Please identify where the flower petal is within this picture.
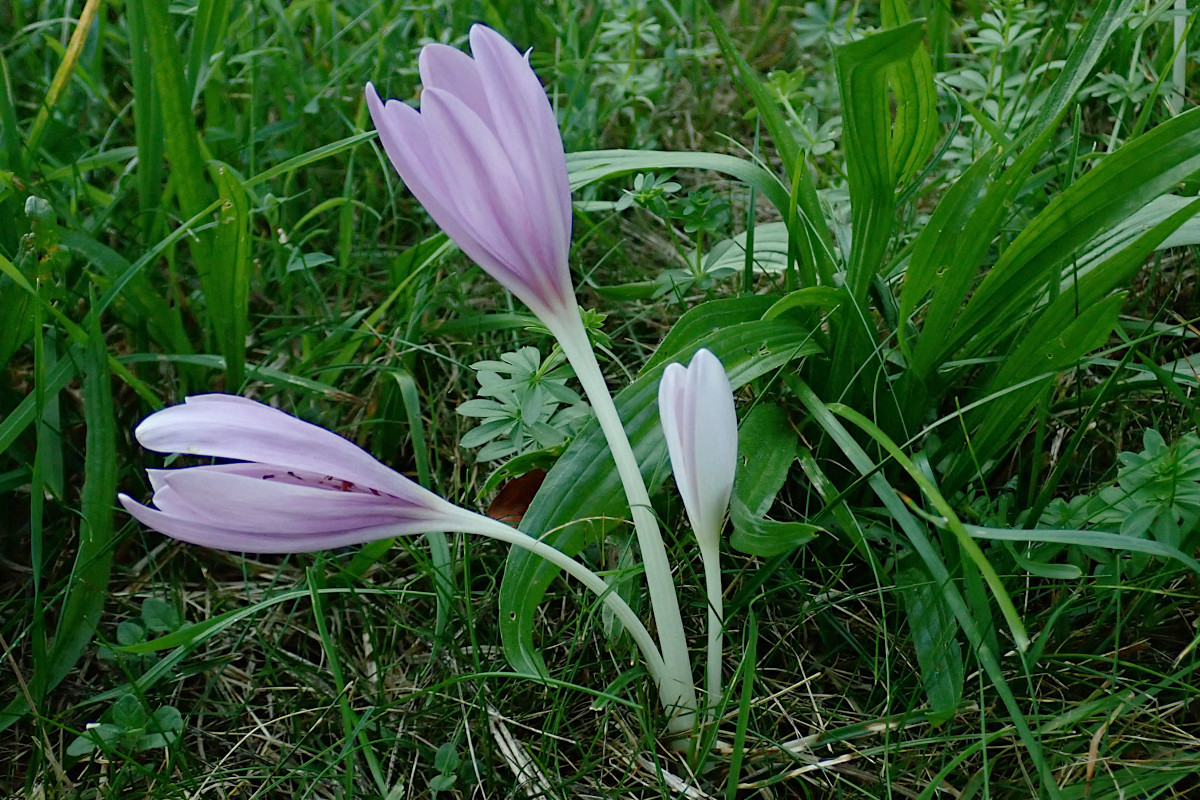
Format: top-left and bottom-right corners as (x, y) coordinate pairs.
(687, 350), (738, 533)
(418, 43), (494, 128)
(366, 83), (503, 275)
(148, 467), (443, 534)
(119, 493), (433, 554)
(658, 350), (738, 546)
(134, 394), (425, 499)
(468, 25), (572, 267)
(419, 89), (537, 274)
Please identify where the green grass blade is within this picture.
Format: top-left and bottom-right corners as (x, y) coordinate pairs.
(1010, 0), (1138, 152)
(963, 525), (1200, 573)
(22, 0), (103, 169)
(124, 0), (165, 242)
(1, 314), (116, 733)
(951, 106), (1200, 361)
(788, 376), (1059, 798)
(724, 610), (757, 800)
(186, 0), (233, 104)
(142, 0), (212, 222)
(0, 53), (21, 170)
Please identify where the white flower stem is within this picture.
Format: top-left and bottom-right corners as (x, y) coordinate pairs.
(699, 538), (723, 715)
(453, 511), (668, 688)
(550, 313), (698, 735)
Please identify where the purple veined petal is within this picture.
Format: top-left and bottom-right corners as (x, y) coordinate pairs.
(467, 25), (572, 265)
(419, 89), (573, 317)
(134, 394), (419, 499)
(366, 84), (571, 323)
(146, 467), (446, 535)
(119, 494), (441, 554)
(418, 43), (494, 128)
(366, 84), (502, 272)
(418, 90), (535, 268)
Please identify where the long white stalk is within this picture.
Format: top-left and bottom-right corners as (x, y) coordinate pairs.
(698, 539), (723, 715)
(451, 510), (667, 688)
(550, 313), (698, 733)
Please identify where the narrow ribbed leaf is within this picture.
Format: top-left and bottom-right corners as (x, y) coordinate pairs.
(1, 316), (115, 732)
(211, 164), (251, 389)
(187, 0), (233, 104)
(0, 53), (20, 169)
(950, 106), (1200, 364)
(897, 560), (963, 726)
(124, 0), (165, 242)
(835, 20), (927, 301)
(881, 0), (938, 186)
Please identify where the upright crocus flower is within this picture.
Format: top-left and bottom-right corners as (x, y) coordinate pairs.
(366, 25), (575, 332)
(658, 349), (738, 710)
(120, 394), (669, 693)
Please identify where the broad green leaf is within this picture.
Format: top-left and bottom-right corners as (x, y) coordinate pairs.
(945, 294), (1125, 488)
(567, 150), (791, 230)
(897, 147), (999, 360)
(897, 560), (963, 726)
(729, 404), (820, 557)
(500, 307), (820, 677)
(905, 128), (1055, 380)
(704, 222), (789, 276)
(1064, 196), (1200, 298)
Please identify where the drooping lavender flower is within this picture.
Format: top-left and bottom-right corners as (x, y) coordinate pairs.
(118, 394), (473, 552)
(657, 348), (738, 709)
(119, 394), (677, 711)
(365, 25), (575, 331)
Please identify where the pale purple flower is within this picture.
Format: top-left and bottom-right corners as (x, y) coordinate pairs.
(658, 349), (738, 547)
(365, 25), (575, 329)
(118, 394), (470, 553)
